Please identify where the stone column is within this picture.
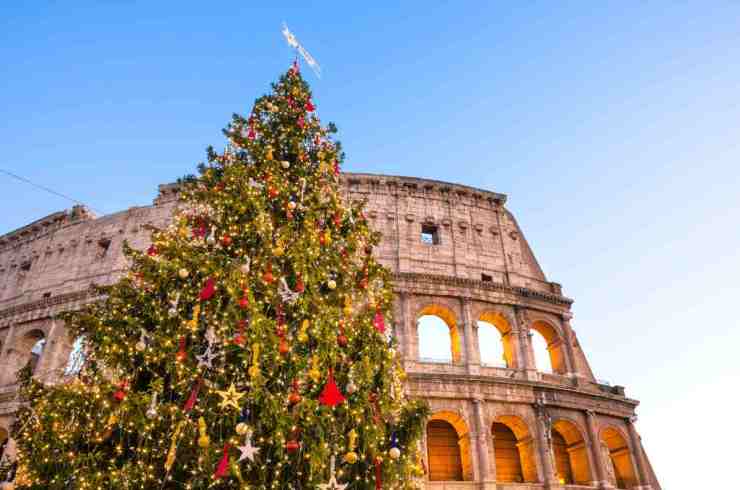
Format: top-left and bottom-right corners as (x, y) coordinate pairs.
(626, 416), (651, 489)
(398, 292), (412, 363)
(514, 308), (538, 379)
(0, 324), (17, 386)
(534, 404), (558, 488)
(472, 398), (494, 483)
(35, 318), (66, 384)
(585, 410), (610, 489)
(461, 298), (479, 374)
(560, 313), (580, 378)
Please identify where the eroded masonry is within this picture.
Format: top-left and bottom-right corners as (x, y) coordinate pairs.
(0, 173), (660, 489)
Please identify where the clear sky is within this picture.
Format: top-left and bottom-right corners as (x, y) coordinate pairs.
(2, 2), (739, 488)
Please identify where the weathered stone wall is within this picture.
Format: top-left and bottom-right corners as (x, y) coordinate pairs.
(0, 173), (660, 489)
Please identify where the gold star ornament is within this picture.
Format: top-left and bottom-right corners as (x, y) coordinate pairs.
(215, 383), (245, 411)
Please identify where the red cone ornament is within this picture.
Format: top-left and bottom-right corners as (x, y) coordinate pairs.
(318, 369), (346, 407)
(184, 378), (202, 413)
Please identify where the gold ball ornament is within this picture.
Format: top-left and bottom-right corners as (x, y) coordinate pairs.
(281, 160), (290, 169)
(389, 447), (401, 460)
(236, 422), (249, 435)
(344, 451), (358, 464)
(178, 268), (189, 279)
(135, 340), (146, 352)
(288, 201), (297, 210)
(327, 279), (337, 290)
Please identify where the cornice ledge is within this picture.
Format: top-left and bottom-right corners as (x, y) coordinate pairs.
(392, 272), (574, 306)
(0, 288), (101, 321)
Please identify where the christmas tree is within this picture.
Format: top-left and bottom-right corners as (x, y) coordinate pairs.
(12, 63), (428, 489)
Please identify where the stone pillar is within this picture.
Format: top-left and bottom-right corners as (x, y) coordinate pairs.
(514, 308), (538, 379)
(560, 313), (580, 378)
(0, 324), (17, 386)
(461, 298), (479, 374)
(626, 417), (652, 489)
(35, 318), (66, 384)
(534, 405), (558, 488)
(398, 292), (413, 364)
(472, 398), (494, 483)
(585, 410), (610, 489)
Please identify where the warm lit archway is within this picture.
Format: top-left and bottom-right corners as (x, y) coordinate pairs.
(530, 320), (566, 374)
(551, 419), (592, 485)
(417, 305), (462, 363)
(492, 415), (538, 483)
(601, 426), (638, 489)
(426, 411), (473, 481)
(478, 311), (515, 368)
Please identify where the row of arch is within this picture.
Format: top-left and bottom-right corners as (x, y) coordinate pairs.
(426, 411), (638, 488)
(416, 304), (568, 375)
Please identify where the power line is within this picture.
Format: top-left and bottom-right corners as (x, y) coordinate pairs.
(0, 168), (103, 215)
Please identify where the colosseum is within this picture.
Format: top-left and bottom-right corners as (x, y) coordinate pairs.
(0, 172), (660, 489)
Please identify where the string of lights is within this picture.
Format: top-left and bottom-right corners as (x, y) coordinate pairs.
(0, 168), (103, 215)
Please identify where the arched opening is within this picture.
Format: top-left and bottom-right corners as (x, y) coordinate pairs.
(417, 305), (461, 363)
(492, 416), (538, 483)
(601, 427), (638, 489)
(530, 321), (566, 374)
(551, 419), (592, 485)
(0, 428), (8, 459)
(426, 412), (473, 481)
(478, 311), (515, 368)
(64, 336), (86, 376)
(427, 420), (463, 481)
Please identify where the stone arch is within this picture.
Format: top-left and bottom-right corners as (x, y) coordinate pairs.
(529, 320), (567, 374)
(416, 303), (462, 363)
(600, 426), (638, 489)
(492, 415), (539, 483)
(2, 328), (47, 384)
(551, 418), (592, 485)
(478, 310), (516, 368)
(426, 411), (474, 481)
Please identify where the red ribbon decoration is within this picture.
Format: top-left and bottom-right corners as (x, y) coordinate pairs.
(199, 277), (216, 301)
(375, 457), (382, 490)
(183, 378), (202, 413)
(213, 442), (230, 479)
(373, 310), (386, 334)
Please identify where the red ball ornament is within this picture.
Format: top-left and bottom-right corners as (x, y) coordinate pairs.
(268, 186), (279, 199)
(238, 293), (249, 309)
(295, 276), (305, 293)
(221, 234), (232, 247)
(147, 244), (158, 257)
(286, 439), (300, 453)
(306, 100), (315, 112)
(279, 338), (290, 355)
(337, 334), (348, 348)
(262, 265), (275, 284)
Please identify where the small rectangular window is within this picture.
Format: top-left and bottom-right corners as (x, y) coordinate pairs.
(421, 224), (440, 245)
(481, 273), (492, 282)
(20, 261), (31, 271)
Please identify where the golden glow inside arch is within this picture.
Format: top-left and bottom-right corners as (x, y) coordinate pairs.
(492, 415), (539, 483)
(601, 426), (638, 489)
(417, 304), (462, 363)
(551, 419), (592, 484)
(427, 411), (473, 481)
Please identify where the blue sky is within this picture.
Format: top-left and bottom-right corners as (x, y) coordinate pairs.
(2, 2), (739, 487)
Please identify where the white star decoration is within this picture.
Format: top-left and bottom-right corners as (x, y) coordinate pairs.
(196, 345), (219, 369)
(318, 456), (347, 490)
(237, 433), (260, 463)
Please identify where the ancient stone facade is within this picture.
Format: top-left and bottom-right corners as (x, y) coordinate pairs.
(0, 173), (661, 489)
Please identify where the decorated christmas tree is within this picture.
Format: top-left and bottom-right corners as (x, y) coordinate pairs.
(12, 63), (428, 489)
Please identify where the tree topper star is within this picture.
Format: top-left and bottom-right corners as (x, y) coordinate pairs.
(215, 383), (245, 411)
